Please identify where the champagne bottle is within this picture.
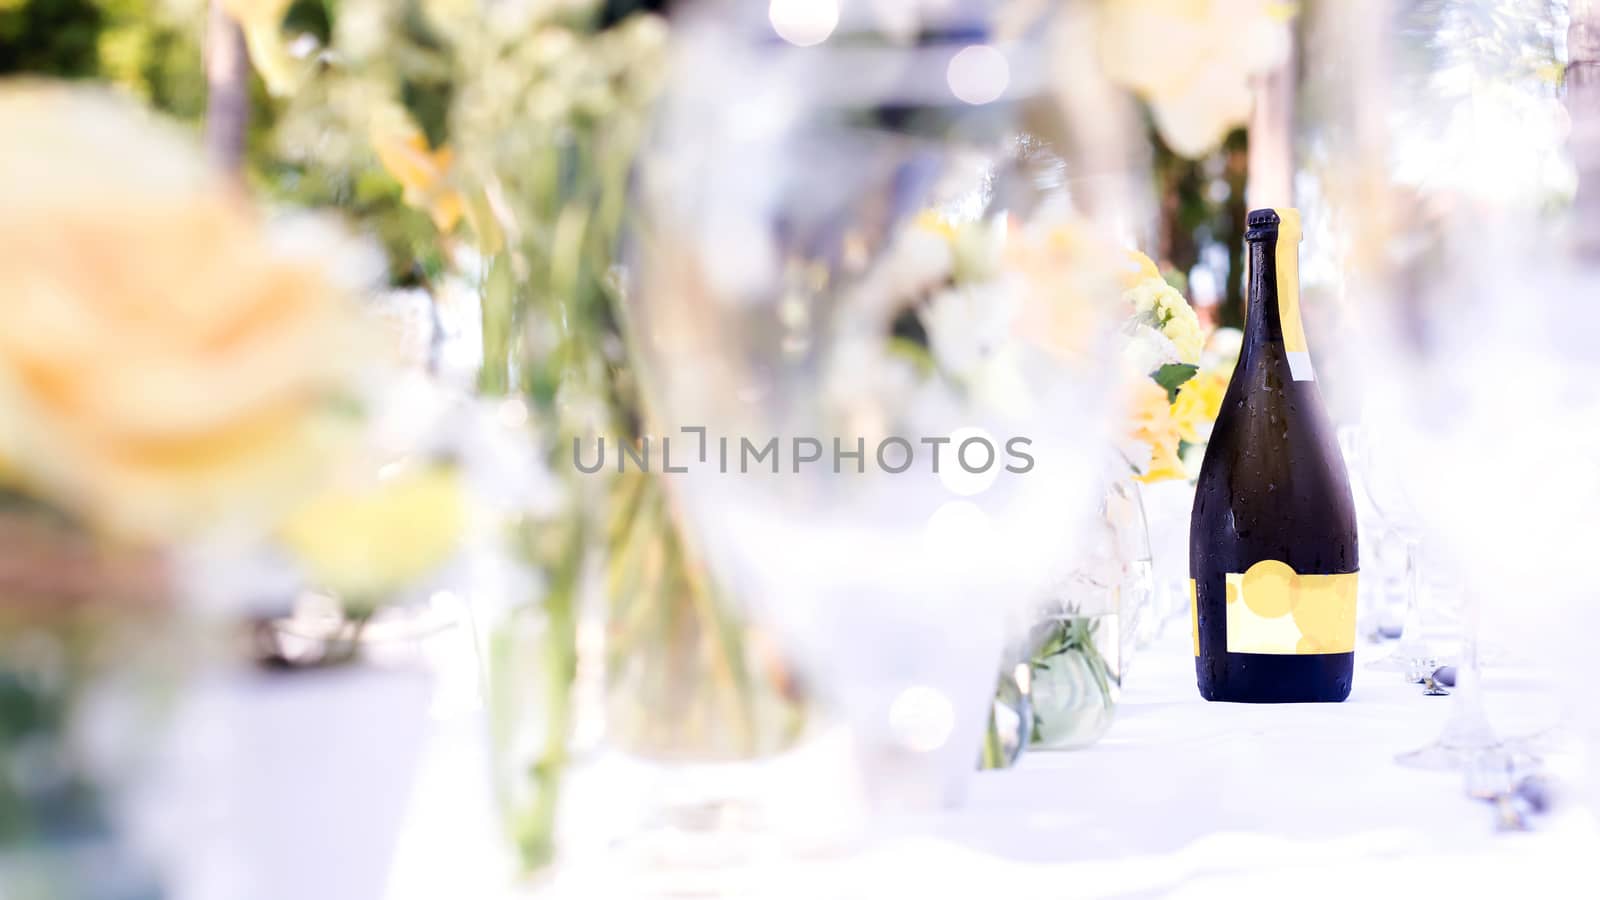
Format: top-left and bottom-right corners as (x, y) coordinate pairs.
(1189, 208), (1358, 703)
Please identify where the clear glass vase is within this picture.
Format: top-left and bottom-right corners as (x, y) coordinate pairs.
(1025, 471), (1151, 751)
(1136, 477), (1197, 646)
(486, 473), (814, 885)
(600, 471), (810, 764)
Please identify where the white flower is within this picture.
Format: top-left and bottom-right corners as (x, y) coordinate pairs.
(922, 282), (1019, 380)
(1126, 276), (1203, 363)
(1121, 323), (1182, 376)
(1125, 278), (1165, 317)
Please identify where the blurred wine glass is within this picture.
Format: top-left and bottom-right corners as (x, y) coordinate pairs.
(604, 1), (1148, 868)
(1299, 0), (1592, 776)
(1342, 422), (1439, 681)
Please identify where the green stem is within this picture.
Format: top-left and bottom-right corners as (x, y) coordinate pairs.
(478, 253), (517, 397)
(980, 707), (1007, 770)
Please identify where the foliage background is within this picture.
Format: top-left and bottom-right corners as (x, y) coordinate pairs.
(0, 0), (1263, 324)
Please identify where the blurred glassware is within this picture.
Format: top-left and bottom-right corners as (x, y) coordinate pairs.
(1344, 424), (1439, 682)
(1304, 0), (1582, 769)
(1137, 477), (1197, 643)
(1335, 425), (1403, 643)
(595, 3), (1149, 876)
(1023, 467), (1150, 751)
(981, 664), (1033, 770)
(1394, 591), (1513, 771)
(1540, 6), (1600, 811)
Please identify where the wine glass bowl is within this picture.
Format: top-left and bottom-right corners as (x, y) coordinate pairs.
(616, 4), (1150, 833)
(1346, 421), (1440, 681)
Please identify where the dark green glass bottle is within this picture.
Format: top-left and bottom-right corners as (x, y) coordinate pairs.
(1189, 208), (1359, 703)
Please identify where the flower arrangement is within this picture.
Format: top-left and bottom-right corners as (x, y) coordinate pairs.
(873, 204), (1206, 485)
(837, 151), (1218, 761)
(1117, 255), (1207, 484)
(1175, 328), (1240, 475)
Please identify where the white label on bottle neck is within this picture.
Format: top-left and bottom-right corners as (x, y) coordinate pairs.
(1287, 350), (1315, 381)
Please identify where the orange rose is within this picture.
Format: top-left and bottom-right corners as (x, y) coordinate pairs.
(0, 85), (363, 541)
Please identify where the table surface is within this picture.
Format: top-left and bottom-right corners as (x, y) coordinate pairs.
(383, 624), (1600, 899)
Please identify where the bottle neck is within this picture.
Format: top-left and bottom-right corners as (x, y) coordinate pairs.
(1243, 219), (1313, 381)
(1244, 238), (1283, 347)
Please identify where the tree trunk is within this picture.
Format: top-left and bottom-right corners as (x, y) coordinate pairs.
(1246, 22), (1296, 211)
(1222, 132), (1249, 328)
(204, 1), (250, 176)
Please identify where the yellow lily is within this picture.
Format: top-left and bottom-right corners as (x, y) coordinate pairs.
(1171, 367), (1229, 444)
(371, 125), (466, 233)
(220, 0), (300, 97)
(1128, 379), (1187, 484)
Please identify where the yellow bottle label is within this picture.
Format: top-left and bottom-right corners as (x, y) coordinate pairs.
(1225, 560), (1356, 654)
(1272, 206), (1314, 381)
(1189, 564), (1357, 656)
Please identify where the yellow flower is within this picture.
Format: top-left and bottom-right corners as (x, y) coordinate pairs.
(1127, 379), (1186, 483)
(1141, 437), (1188, 484)
(1171, 367), (1229, 443)
(221, 0), (291, 24)
(371, 123), (466, 233)
(221, 0), (300, 97)
(0, 84), (362, 541)
(278, 465), (467, 603)
(1119, 249), (1163, 291)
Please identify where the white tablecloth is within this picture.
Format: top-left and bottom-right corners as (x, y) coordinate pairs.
(384, 626), (1600, 898)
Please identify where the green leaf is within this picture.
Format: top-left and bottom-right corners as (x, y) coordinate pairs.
(1152, 362), (1198, 403)
(886, 336), (936, 376)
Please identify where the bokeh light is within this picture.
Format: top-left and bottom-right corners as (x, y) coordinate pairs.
(946, 44), (1009, 105)
(769, 0), (840, 47)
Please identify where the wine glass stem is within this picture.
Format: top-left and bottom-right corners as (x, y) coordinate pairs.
(1396, 538), (1432, 677)
(1440, 592), (1495, 747)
